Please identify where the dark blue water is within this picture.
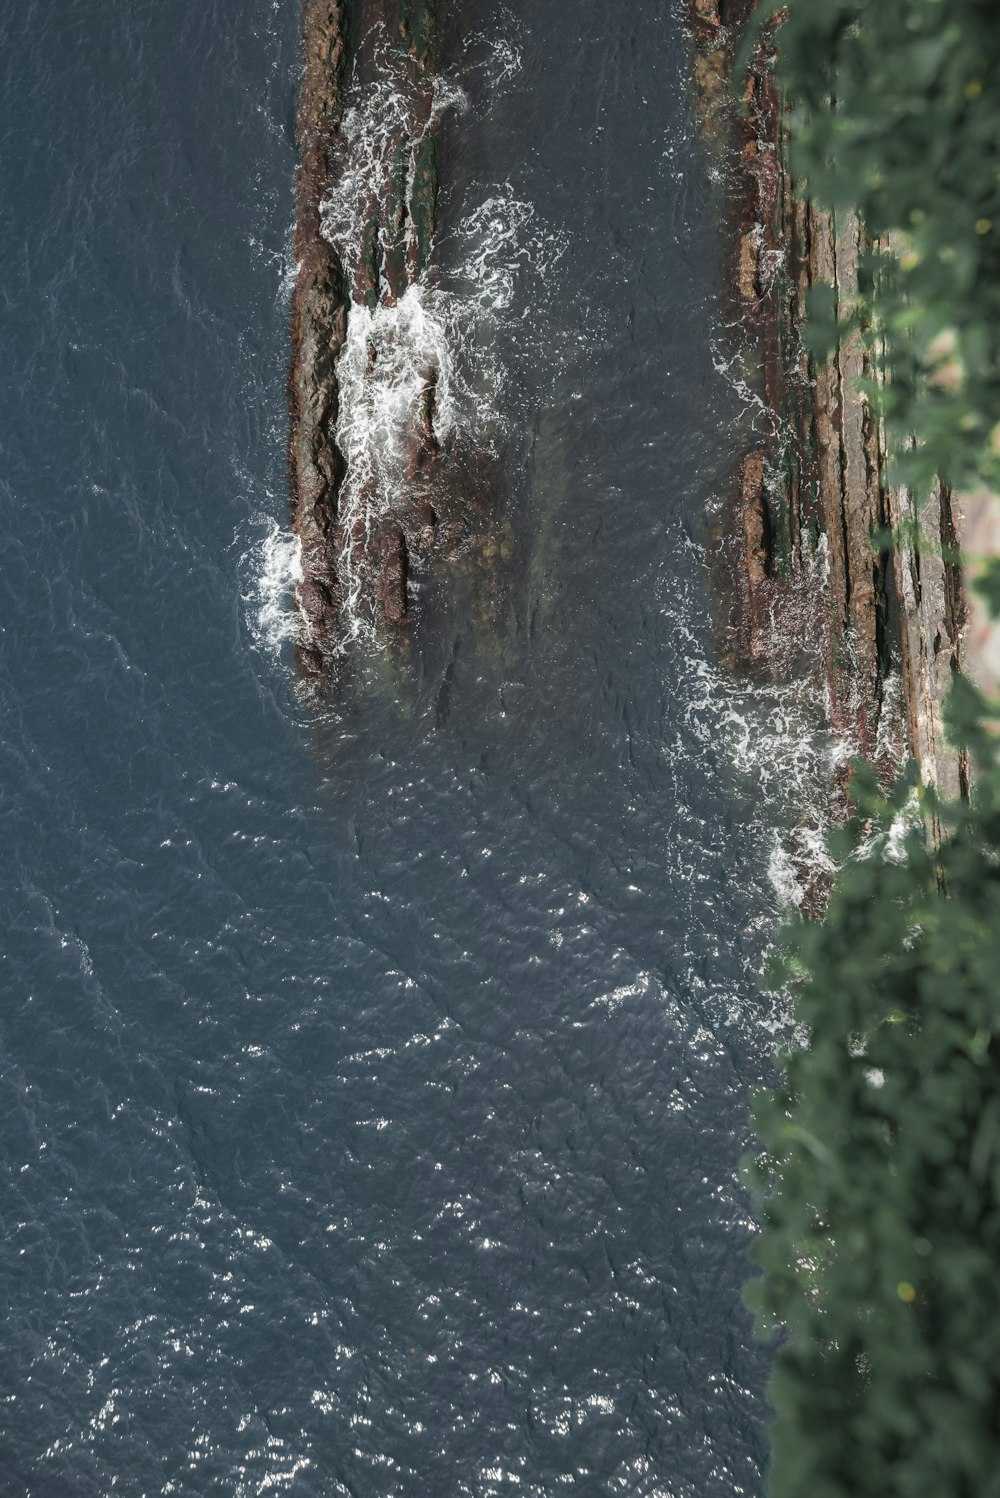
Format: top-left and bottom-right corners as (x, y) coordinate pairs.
(0, 1), (796, 1492)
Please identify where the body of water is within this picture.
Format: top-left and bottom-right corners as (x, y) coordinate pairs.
(0, 2), (817, 1492)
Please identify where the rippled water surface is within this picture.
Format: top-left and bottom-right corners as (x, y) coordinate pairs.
(0, 1), (806, 1492)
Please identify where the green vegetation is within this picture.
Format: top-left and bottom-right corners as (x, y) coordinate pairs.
(742, 4), (1000, 1492)
(745, 0), (1000, 505)
(748, 691), (1000, 1498)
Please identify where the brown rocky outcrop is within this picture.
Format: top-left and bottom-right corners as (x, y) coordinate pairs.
(288, 0), (352, 678)
(288, 0), (456, 682)
(689, 0), (967, 806)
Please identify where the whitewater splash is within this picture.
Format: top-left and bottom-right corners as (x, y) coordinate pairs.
(700, 666), (837, 910)
(276, 4), (569, 676)
(241, 518), (305, 660)
(320, 50), (568, 653)
(318, 64), (466, 650)
(672, 556), (838, 915)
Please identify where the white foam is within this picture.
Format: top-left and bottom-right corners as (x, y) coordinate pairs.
(241, 517), (304, 662)
(674, 578), (835, 914)
(333, 285), (461, 645)
(710, 339), (774, 437)
(450, 188), (567, 313)
(460, 8), (524, 101)
(239, 17), (570, 670)
(314, 45), (568, 651)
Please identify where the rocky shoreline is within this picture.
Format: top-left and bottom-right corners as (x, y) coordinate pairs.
(288, 0), (456, 682)
(689, 0), (969, 817)
(290, 0), (976, 756)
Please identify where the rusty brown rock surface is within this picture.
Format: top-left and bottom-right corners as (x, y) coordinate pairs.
(289, 0), (351, 679)
(688, 0), (967, 803)
(288, 0), (454, 683)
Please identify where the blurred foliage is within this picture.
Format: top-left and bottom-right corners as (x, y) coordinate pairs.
(741, 9), (1000, 1492)
(743, 0), (1000, 499)
(747, 687), (1000, 1498)
(973, 555), (1000, 618)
